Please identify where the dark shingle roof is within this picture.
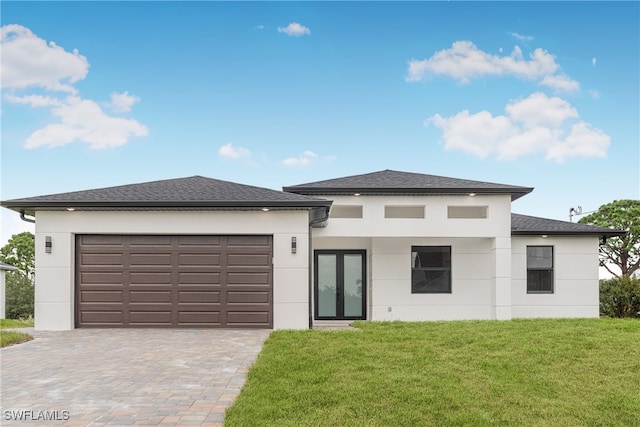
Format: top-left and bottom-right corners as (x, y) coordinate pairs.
(1, 176), (332, 213)
(511, 213), (625, 237)
(284, 169), (534, 200)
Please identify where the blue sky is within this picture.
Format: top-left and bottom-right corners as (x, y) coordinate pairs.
(1, 1), (639, 245)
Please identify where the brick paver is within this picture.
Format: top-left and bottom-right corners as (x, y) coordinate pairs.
(1, 329), (270, 426)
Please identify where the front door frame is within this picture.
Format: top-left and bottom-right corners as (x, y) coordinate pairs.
(314, 250), (366, 320)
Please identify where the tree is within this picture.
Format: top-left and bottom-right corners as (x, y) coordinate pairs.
(578, 199), (640, 278)
(0, 232), (35, 279)
(1, 232), (35, 319)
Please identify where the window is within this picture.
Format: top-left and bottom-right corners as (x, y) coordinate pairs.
(330, 205), (363, 218)
(385, 205), (425, 218)
(411, 246), (451, 293)
(447, 206), (488, 218)
(527, 246), (554, 293)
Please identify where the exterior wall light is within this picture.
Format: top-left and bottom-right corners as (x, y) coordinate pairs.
(291, 236), (297, 254)
(468, 193), (476, 197)
(45, 236), (52, 253)
(261, 208), (270, 212)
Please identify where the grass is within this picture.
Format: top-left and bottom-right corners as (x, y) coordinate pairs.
(225, 319), (640, 427)
(0, 318), (34, 347)
(0, 318), (34, 328)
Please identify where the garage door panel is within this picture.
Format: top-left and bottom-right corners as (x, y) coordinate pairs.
(81, 272), (124, 284)
(81, 253), (124, 266)
(80, 290), (123, 303)
(227, 235), (271, 246)
(178, 272), (220, 285)
(179, 291), (220, 303)
(130, 253), (173, 266)
(130, 272), (172, 285)
(178, 253), (221, 266)
(228, 254), (270, 266)
(227, 311), (270, 326)
(129, 291), (172, 303)
(129, 236), (172, 246)
(79, 235), (125, 246)
(227, 291), (269, 304)
(76, 235), (272, 328)
(129, 311), (172, 324)
(228, 272), (270, 285)
(178, 235), (222, 246)
(80, 311), (124, 324)
(178, 311), (220, 325)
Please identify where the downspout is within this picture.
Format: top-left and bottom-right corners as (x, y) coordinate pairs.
(20, 210), (36, 223)
(308, 207), (330, 329)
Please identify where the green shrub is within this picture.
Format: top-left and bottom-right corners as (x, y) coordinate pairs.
(599, 276), (640, 318)
(5, 272), (34, 320)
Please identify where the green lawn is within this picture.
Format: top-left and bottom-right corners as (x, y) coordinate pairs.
(0, 318), (34, 347)
(225, 319), (640, 427)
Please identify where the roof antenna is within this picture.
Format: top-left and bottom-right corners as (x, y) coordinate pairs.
(569, 206), (582, 222)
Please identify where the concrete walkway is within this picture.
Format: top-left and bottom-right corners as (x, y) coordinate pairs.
(1, 328), (270, 426)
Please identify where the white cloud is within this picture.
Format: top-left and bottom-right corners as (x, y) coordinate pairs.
(428, 111), (516, 158)
(218, 143), (252, 159)
(539, 73), (580, 92)
(406, 40), (579, 92)
(4, 94), (62, 107)
(592, 57), (597, 66)
(588, 89), (601, 99)
(510, 32), (534, 42)
(277, 22), (311, 37)
(109, 91), (140, 113)
(1, 24), (89, 93)
(505, 92), (578, 128)
(546, 122), (610, 162)
(255, 25), (265, 30)
(24, 96), (148, 149)
(427, 92), (610, 162)
(1, 24), (147, 149)
(283, 150), (317, 166)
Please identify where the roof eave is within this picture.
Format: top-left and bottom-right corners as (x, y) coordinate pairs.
(511, 230), (626, 237)
(284, 186), (533, 200)
(1, 199), (333, 212)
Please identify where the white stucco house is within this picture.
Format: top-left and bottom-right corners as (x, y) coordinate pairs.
(0, 170), (623, 330)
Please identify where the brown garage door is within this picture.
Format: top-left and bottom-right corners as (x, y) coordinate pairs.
(75, 235), (272, 328)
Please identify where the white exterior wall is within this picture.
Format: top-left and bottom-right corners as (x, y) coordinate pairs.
(511, 236), (600, 318)
(1, 271), (5, 319)
(312, 194), (513, 321)
(33, 210), (311, 331)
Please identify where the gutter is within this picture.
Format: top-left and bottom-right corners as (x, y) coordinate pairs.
(307, 206), (331, 329)
(20, 210), (35, 223)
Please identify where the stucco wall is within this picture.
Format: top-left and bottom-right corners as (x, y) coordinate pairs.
(313, 236), (502, 321)
(33, 210), (311, 330)
(314, 194), (512, 238)
(511, 236), (600, 318)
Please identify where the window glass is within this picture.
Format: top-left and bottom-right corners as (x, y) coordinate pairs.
(527, 246), (554, 293)
(411, 246), (451, 293)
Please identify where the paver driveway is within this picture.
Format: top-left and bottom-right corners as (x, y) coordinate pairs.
(1, 329), (270, 426)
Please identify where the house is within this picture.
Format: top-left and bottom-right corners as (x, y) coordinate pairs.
(1, 262), (19, 319)
(0, 170), (623, 330)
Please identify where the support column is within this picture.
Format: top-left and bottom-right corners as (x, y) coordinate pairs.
(492, 237), (512, 320)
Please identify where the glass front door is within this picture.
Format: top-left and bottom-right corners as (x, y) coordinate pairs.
(315, 250), (366, 320)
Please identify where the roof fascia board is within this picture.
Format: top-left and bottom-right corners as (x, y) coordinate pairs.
(1, 199), (333, 210)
